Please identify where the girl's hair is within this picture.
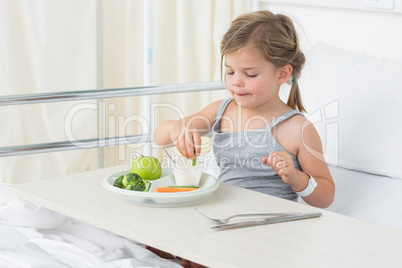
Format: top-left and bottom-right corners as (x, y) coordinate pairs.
(220, 10), (306, 113)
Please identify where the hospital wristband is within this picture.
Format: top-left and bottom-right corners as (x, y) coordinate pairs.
(295, 172), (317, 197)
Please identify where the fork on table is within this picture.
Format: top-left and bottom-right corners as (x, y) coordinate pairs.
(194, 208), (300, 225)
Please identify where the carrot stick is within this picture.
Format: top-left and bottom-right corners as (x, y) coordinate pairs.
(154, 187), (199, 193)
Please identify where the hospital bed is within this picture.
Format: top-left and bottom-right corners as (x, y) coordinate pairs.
(1, 42), (402, 267)
(2, 2), (402, 267)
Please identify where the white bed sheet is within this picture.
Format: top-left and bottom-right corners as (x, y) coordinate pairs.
(0, 184), (181, 268)
(324, 165), (402, 230)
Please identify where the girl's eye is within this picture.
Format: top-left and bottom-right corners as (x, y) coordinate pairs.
(226, 71), (257, 77)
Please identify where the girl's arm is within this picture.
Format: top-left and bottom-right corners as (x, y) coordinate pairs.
(263, 118), (335, 208)
(295, 119), (335, 208)
(154, 100), (222, 159)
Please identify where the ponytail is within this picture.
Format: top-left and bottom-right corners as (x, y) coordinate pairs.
(287, 81), (306, 113)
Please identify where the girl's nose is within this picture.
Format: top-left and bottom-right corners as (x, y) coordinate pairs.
(231, 73), (244, 87)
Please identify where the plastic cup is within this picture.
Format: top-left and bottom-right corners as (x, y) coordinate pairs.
(173, 160), (203, 187)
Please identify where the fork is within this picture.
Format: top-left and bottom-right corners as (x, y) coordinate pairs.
(162, 147), (176, 164)
(194, 208), (299, 225)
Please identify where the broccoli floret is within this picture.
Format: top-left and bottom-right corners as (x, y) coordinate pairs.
(143, 180), (151, 192)
(125, 183), (145, 191)
(115, 172), (152, 192)
(122, 173), (142, 188)
(113, 175), (124, 188)
(121, 172), (153, 192)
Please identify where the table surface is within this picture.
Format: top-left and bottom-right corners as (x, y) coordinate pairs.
(8, 165), (402, 268)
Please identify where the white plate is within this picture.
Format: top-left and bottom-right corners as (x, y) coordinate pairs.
(102, 168), (219, 207)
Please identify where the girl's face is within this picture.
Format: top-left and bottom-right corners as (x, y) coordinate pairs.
(224, 47), (282, 110)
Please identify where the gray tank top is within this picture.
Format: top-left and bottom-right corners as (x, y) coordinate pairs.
(212, 98), (304, 201)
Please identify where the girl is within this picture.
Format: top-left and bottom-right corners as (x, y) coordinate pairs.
(155, 10), (334, 209)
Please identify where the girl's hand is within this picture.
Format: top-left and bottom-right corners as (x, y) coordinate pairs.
(262, 151), (298, 186)
(170, 125), (201, 160)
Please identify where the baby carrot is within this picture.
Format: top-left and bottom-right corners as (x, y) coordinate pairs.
(154, 187), (199, 193)
(167, 185), (199, 188)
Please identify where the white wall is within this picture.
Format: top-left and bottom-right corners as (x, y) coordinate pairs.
(260, 1), (402, 60)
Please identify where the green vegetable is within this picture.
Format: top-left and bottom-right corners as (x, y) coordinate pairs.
(143, 180), (151, 192)
(167, 185), (199, 189)
(122, 173), (142, 188)
(113, 172), (151, 192)
(113, 175), (124, 188)
(125, 183), (145, 191)
(192, 149), (197, 166)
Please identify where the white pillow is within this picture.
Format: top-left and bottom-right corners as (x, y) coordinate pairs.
(299, 42), (402, 179)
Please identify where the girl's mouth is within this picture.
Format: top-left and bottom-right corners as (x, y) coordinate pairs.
(235, 93), (248, 97)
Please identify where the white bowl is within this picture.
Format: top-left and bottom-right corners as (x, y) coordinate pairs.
(102, 168), (219, 207)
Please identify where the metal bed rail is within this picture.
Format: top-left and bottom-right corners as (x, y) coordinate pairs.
(0, 81), (225, 157)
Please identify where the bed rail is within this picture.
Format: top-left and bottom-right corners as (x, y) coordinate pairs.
(0, 81), (225, 158)
(0, 82), (224, 107)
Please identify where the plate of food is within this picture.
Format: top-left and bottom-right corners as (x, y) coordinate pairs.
(102, 155), (219, 207)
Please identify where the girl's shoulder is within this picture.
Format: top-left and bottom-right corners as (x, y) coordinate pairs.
(276, 111), (309, 134)
(207, 98), (227, 109)
(203, 98), (232, 117)
(275, 112), (317, 153)
(195, 99), (226, 121)
(204, 99), (226, 114)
